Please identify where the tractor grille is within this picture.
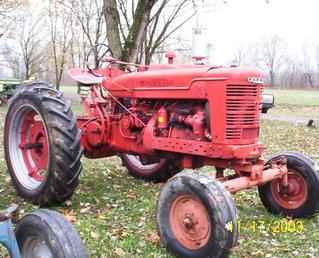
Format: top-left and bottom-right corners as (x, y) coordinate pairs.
(226, 84), (261, 140)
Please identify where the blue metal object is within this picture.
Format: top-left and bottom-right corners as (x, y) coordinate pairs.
(0, 205), (21, 258)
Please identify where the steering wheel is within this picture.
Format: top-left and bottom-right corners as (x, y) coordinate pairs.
(86, 44), (113, 72)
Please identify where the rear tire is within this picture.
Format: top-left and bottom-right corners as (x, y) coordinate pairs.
(120, 153), (179, 182)
(258, 152), (319, 218)
(4, 82), (83, 206)
(157, 171), (238, 258)
(15, 209), (88, 258)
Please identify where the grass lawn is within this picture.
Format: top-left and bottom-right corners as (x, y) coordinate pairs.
(60, 85), (78, 95)
(265, 89), (319, 118)
(265, 89), (319, 106)
(0, 88), (319, 257)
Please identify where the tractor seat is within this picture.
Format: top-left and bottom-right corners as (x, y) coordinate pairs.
(68, 68), (104, 85)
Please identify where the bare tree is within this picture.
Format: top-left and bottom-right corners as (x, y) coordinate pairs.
(143, 0), (195, 64)
(0, 43), (22, 78)
(257, 35), (286, 86)
(61, 0), (106, 68)
(0, 0), (22, 16)
(103, 0), (195, 64)
(18, 17), (47, 79)
(103, 0), (121, 60)
(301, 47), (315, 88)
(276, 56), (300, 89)
(0, 0), (25, 37)
(231, 47), (248, 67)
(316, 43), (319, 80)
(48, 0), (72, 90)
(104, 0), (155, 63)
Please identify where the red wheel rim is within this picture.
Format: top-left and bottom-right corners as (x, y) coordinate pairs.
(169, 195), (211, 250)
(19, 110), (49, 183)
(270, 169), (308, 209)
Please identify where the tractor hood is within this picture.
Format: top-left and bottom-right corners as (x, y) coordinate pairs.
(106, 66), (265, 92)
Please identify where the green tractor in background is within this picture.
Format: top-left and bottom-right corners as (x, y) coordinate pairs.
(0, 79), (35, 106)
(0, 79), (22, 106)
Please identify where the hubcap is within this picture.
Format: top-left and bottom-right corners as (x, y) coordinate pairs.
(169, 195), (211, 250)
(9, 104), (49, 190)
(270, 169), (308, 209)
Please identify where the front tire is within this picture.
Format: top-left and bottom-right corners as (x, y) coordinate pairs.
(16, 209), (88, 258)
(258, 152), (319, 218)
(4, 82), (83, 206)
(157, 172), (238, 258)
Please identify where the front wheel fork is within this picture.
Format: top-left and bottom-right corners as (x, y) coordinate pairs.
(223, 157), (288, 193)
(271, 156), (289, 187)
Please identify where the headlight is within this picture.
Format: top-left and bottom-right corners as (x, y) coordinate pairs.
(262, 94), (274, 105)
(261, 94), (275, 114)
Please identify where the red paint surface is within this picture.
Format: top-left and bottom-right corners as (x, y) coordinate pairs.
(69, 56), (287, 192)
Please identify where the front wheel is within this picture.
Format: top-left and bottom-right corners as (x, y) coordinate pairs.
(157, 172), (238, 258)
(4, 82), (83, 206)
(258, 152), (319, 218)
(15, 209), (88, 258)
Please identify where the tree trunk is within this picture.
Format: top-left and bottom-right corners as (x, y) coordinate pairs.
(305, 73), (314, 88)
(144, 46), (151, 65)
(104, 0), (156, 64)
(25, 67), (29, 80)
(103, 0), (122, 59)
(122, 0), (154, 62)
(269, 70), (275, 87)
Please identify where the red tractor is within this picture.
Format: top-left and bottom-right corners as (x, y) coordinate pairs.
(4, 48), (319, 258)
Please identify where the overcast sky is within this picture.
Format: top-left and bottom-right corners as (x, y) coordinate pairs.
(181, 0), (319, 65)
(27, 0), (319, 66)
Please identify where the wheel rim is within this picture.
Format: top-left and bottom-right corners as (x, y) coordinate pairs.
(270, 169), (308, 209)
(126, 154), (162, 172)
(169, 195), (211, 250)
(22, 237), (54, 258)
(8, 104), (49, 190)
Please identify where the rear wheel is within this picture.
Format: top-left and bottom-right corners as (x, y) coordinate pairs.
(15, 209), (88, 258)
(120, 154), (179, 182)
(157, 172), (238, 258)
(258, 152), (319, 218)
(4, 82), (83, 206)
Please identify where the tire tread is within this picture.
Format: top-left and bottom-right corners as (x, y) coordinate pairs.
(5, 82), (82, 206)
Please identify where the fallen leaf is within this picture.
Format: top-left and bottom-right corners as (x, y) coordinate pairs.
(115, 248), (125, 257)
(145, 232), (160, 244)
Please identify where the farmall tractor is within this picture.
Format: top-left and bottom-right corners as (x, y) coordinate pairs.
(3, 47), (319, 258)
